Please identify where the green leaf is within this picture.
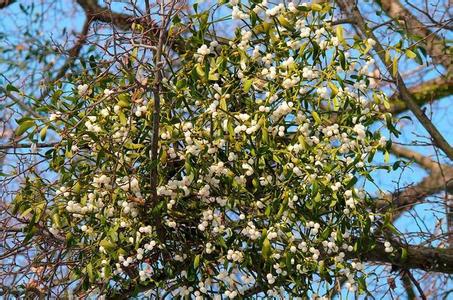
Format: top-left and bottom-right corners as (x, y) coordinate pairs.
(208, 72), (219, 81)
(6, 84), (20, 93)
(311, 111), (321, 124)
(358, 276), (367, 293)
(339, 50), (346, 69)
(392, 56), (398, 77)
(125, 142), (144, 150)
(118, 111), (127, 125)
(117, 94), (130, 107)
(218, 236), (227, 249)
(414, 50), (424, 65)
(243, 78), (253, 93)
(265, 204), (271, 216)
(311, 3), (322, 11)
(336, 25), (345, 46)
(384, 151), (390, 163)
(176, 79), (186, 89)
(87, 262), (94, 281)
(405, 49), (416, 59)
(345, 176), (358, 188)
(20, 207), (33, 218)
(194, 254), (200, 269)
(100, 239), (116, 252)
(15, 120), (35, 136)
(385, 222), (399, 234)
(262, 238), (272, 259)
(40, 126), (48, 141)
(401, 247), (408, 261)
(196, 64), (205, 78)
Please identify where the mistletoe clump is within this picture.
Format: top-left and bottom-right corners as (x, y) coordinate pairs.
(14, 1), (398, 298)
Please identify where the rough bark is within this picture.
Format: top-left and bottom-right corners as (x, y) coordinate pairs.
(364, 242), (453, 274)
(0, 0), (15, 9)
(385, 77), (453, 115)
(376, 162), (453, 214)
(390, 144), (443, 171)
(77, 0), (144, 30)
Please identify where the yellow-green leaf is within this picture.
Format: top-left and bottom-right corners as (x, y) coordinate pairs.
(243, 78), (253, 93)
(87, 262), (94, 281)
(119, 111), (127, 125)
(385, 50), (391, 65)
(311, 3), (322, 11)
(405, 49), (416, 59)
(125, 142), (144, 150)
(20, 207), (33, 218)
(401, 247), (408, 261)
(194, 254), (200, 269)
(220, 98), (227, 111)
(261, 125), (268, 143)
(312, 111), (321, 124)
(328, 82), (338, 96)
(332, 97), (339, 111)
(196, 64), (205, 78)
(314, 192), (322, 202)
(208, 72), (219, 81)
(336, 25), (345, 45)
(262, 238), (272, 259)
(16, 120), (35, 136)
(392, 56), (398, 77)
(383, 99), (391, 110)
(52, 213), (61, 228)
(40, 126), (48, 141)
(253, 22), (270, 34)
(384, 151), (390, 163)
(117, 94), (130, 107)
(100, 239), (116, 252)
(73, 182), (81, 193)
(277, 15), (293, 29)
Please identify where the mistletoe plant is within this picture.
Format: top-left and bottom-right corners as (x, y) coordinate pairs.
(12, 0), (400, 298)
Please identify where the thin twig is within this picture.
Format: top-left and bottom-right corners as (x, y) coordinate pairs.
(404, 269), (427, 300)
(149, 2), (169, 206)
(0, 142), (58, 150)
(335, 0), (453, 161)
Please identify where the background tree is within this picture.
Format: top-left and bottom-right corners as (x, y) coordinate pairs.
(0, 0), (451, 299)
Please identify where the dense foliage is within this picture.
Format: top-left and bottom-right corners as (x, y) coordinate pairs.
(12, 1), (401, 298)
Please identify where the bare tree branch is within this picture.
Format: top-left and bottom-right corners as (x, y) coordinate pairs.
(149, 3), (171, 208)
(0, 87), (41, 119)
(76, 0), (136, 30)
(401, 271), (417, 300)
(390, 144), (441, 171)
(378, 0), (452, 72)
(363, 241), (453, 274)
(403, 269), (427, 300)
(53, 19), (91, 84)
(0, 0), (15, 9)
(335, 0), (453, 160)
(241, 242), (453, 297)
(0, 142), (58, 150)
(376, 166), (453, 217)
(384, 77), (453, 115)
